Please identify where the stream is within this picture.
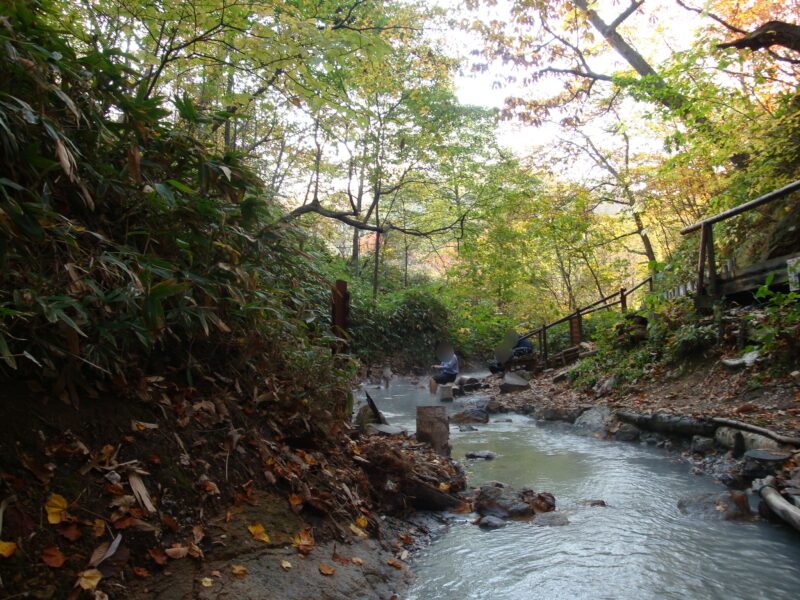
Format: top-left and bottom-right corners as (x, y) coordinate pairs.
(360, 377), (800, 600)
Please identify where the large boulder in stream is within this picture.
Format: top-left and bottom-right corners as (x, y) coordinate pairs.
(574, 406), (612, 435)
(677, 491), (752, 521)
(474, 482), (555, 519)
(451, 408), (490, 424)
(500, 372), (530, 393)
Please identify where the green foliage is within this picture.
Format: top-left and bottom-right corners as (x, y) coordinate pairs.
(348, 288), (449, 368)
(0, 0), (354, 417)
(749, 276), (800, 367)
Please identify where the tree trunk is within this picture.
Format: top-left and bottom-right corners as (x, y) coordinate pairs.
(371, 206), (381, 301)
(351, 228), (360, 276)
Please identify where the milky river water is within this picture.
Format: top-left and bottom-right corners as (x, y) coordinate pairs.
(360, 378), (800, 600)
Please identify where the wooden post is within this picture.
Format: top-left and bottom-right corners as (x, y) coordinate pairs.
(619, 287), (627, 312)
(648, 276), (654, 292)
(331, 279), (349, 348)
(705, 223), (718, 298)
(569, 311), (582, 346)
(416, 406), (450, 456)
(542, 323), (548, 368)
(697, 224), (708, 294)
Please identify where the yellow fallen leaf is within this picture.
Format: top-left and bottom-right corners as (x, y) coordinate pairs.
(280, 559), (293, 571)
(319, 563), (335, 576)
(45, 494), (69, 524)
(0, 540), (17, 558)
(438, 482), (450, 493)
(92, 518), (105, 538)
(292, 527), (314, 555)
(200, 577), (213, 587)
(349, 523), (368, 539)
(351, 557), (364, 566)
(77, 568), (103, 590)
(355, 515), (368, 529)
(231, 564), (248, 578)
(247, 523), (270, 544)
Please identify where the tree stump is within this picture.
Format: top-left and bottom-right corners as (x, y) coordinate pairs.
(439, 384), (453, 401)
(417, 406), (450, 456)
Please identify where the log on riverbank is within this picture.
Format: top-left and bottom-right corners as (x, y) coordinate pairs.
(756, 476), (800, 534)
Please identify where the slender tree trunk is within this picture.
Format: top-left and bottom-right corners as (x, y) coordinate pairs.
(351, 229), (361, 276)
(371, 207), (381, 301)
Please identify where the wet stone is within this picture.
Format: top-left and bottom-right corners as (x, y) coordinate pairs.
(478, 516), (506, 529)
(534, 512), (569, 526)
(691, 435), (715, 454)
(466, 450), (497, 460)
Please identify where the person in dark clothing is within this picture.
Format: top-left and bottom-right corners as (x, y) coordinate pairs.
(432, 351), (459, 384)
(489, 333), (532, 373)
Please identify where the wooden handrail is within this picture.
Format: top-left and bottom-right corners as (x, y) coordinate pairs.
(680, 179), (800, 235)
(517, 273), (654, 369)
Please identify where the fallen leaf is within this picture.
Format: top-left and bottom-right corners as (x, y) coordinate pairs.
(231, 564), (248, 578)
(247, 523), (270, 544)
(160, 513), (178, 532)
(133, 566), (150, 578)
(355, 515), (368, 529)
(280, 560), (292, 571)
(438, 482), (450, 493)
(45, 494), (69, 524)
(288, 494), (303, 508)
(187, 542), (204, 559)
(128, 473), (157, 513)
(58, 522), (82, 541)
(0, 540), (18, 558)
(292, 527), (314, 554)
(91, 519), (106, 538)
(348, 523), (368, 539)
(148, 547), (167, 566)
(20, 453), (55, 484)
(200, 577), (213, 587)
(332, 552), (350, 566)
(131, 420), (158, 432)
(351, 557), (363, 566)
(89, 534), (122, 567)
(319, 563), (335, 576)
(192, 524), (205, 544)
(386, 558), (403, 570)
(211, 570), (221, 577)
(76, 568), (102, 590)
(164, 545), (189, 559)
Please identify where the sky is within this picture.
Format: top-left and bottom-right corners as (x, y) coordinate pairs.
(438, 0), (704, 155)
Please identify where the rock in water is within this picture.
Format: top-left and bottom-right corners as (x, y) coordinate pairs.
(742, 449), (792, 480)
(574, 406), (611, 435)
(613, 422), (640, 442)
(451, 408), (490, 424)
(500, 372), (530, 393)
(691, 435), (715, 454)
(458, 425), (478, 432)
(677, 491), (752, 521)
(534, 512), (569, 526)
(478, 516), (506, 529)
(466, 450), (497, 460)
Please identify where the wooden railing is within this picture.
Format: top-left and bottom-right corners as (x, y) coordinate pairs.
(680, 179), (800, 305)
(517, 275), (653, 369)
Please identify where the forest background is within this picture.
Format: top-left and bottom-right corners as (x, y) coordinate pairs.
(1, 0), (799, 388)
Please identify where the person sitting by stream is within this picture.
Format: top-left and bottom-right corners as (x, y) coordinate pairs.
(431, 344), (459, 385)
(489, 332), (533, 373)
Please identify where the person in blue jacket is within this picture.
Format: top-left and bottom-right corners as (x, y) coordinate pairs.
(432, 350), (459, 384)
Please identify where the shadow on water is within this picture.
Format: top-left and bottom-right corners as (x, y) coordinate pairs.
(358, 378), (800, 600)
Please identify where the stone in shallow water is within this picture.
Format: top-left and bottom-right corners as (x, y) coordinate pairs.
(614, 422), (640, 442)
(534, 512), (569, 526)
(451, 408), (490, 424)
(742, 449), (792, 479)
(691, 435), (715, 454)
(466, 450), (497, 460)
(478, 516), (506, 529)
